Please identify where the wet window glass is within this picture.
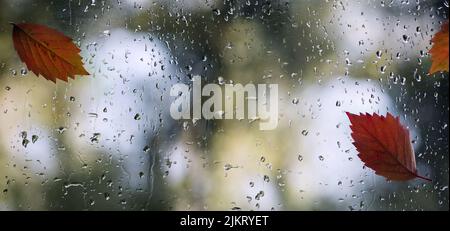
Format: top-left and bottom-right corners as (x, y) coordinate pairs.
(0, 0), (448, 211)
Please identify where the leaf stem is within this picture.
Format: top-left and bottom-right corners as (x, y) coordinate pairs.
(415, 174), (432, 182)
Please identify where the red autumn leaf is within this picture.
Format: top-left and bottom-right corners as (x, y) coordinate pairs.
(346, 112), (431, 182)
(429, 21), (449, 75)
(11, 23), (89, 82)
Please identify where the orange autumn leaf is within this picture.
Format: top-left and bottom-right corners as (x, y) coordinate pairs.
(429, 21), (449, 75)
(11, 23), (89, 82)
(346, 112), (431, 182)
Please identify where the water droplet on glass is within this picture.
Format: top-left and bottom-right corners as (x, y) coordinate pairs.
(22, 139), (29, 148)
(402, 34), (409, 43)
(31, 135), (38, 143)
(212, 8), (221, 15)
(415, 74), (422, 82)
(301, 130), (309, 136)
(90, 133), (101, 143)
(20, 68), (28, 76)
(416, 26), (421, 34)
(56, 127), (67, 134)
(255, 191), (264, 200)
(400, 77), (406, 85)
(345, 58), (352, 66)
(376, 50), (382, 58)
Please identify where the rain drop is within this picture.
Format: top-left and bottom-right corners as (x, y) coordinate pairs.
(402, 34), (409, 43)
(301, 130), (309, 136)
(376, 50), (382, 58)
(22, 139), (29, 148)
(31, 135), (38, 143)
(20, 68), (28, 76)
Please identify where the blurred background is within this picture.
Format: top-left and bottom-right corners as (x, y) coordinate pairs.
(0, 0), (448, 211)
